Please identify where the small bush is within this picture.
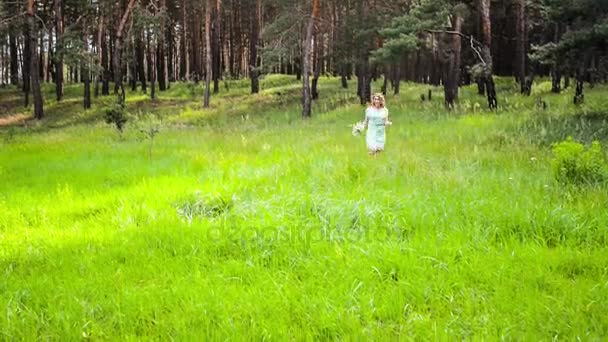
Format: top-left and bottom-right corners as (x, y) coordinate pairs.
(104, 95), (128, 136)
(551, 137), (608, 185)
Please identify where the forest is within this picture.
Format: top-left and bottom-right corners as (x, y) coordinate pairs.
(0, 0), (606, 115)
(0, 0), (607, 339)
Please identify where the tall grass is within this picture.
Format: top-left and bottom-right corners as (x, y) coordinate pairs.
(1, 75), (607, 339)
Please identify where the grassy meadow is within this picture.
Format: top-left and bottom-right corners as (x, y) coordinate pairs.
(1, 75), (607, 339)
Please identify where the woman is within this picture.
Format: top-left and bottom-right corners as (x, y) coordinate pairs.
(364, 93), (391, 155)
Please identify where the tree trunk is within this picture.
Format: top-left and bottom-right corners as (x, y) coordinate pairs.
(381, 68), (388, 96)
(551, 23), (562, 93)
(27, 0), (43, 119)
(180, 0), (188, 80)
(10, 32), (19, 85)
(574, 71), (584, 104)
(47, 28), (53, 83)
(443, 11), (463, 109)
(231, 0), (241, 78)
(203, 0), (212, 107)
(478, 0), (497, 109)
(311, 31), (321, 100)
(302, 0), (320, 118)
(149, 30), (156, 100)
(83, 18), (91, 109)
(113, 0), (137, 101)
(356, 0), (371, 105)
(249, 0), (261, 94)
(157, 0), (167, 91)
(23, 24), (31, 107)
(392, 63), (400, 95)
(137, 32), (147, 93)
(212, 0), (221, 93)
(54, 0), (64, 101)
(515, 0), (526, 94)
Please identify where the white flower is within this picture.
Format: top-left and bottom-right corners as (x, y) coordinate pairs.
(352, 121), (365, 136)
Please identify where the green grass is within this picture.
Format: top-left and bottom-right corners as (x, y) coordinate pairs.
(1, 75), (607, 339)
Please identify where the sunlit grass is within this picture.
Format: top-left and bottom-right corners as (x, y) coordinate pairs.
(1, 75), (607, 339)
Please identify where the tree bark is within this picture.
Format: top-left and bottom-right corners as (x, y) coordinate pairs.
(551, 23), (562, 93)
(83, 17), (91, 109)
(9, 32), (19, 85)
(203, 0), (212, 107)
(249, 0), (261, 94)
(149, 30), (156, 100)
(311, 30), (322, 100)
(302, 0), (320, 118)
(514, 0), (529, 95)
(113, 0), (137, 101)
(340, 63), (348, 88)
(212, 0), (221, 93)
(157, 0), (167, 91)
(27, 0), (43, 119)
(54, 0), (64, 101)
(443, 11), (463, 109)
(23, 23), (31, 107)
(180, 0), (188, 80)
(392, 63), (400, 95)
(478, 0), (497, 109)
(137, 32), (147, 93)
(356, 0), (370, 105)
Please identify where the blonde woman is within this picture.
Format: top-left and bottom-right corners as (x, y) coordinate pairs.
(364, 93), (391, 155)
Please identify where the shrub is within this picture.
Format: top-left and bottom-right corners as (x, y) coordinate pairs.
(551, 137), (608, 185)
(104, 95), (128, 137)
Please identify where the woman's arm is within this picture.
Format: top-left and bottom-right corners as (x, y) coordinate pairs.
(384, 108), (391, 126)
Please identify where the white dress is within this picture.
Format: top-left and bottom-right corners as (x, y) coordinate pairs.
(365, 107), (388, 151)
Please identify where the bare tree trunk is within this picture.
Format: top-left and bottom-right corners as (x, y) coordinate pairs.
(479, 0), (497, 109)
(47, 28), (53, 83)
(149, 30), (156, 100)
(54, 0), (64, 101)
(443, 9), (463, 109)
(113, 0), (137, 101)
(180, 0), (188, 80)
(83, 17), (91, 109)
(157, 0), (167, 91)
(203, 0), (212, 107)
(340, 63), (348, 88)
(551, 23), (562, 93)
(9, 32), (19, 85)
(212, 0), (221, 93)
(356, 0), (370, 105)
(249, 0), (261, 94)
(231, 0), (241, 78)
(95, 14), (103, 97)
(27, 0), (43, 119)
(311, 31), (321, 100)
(302, 0), (320, 118)
(514, 0), (529, 95)
(137, 32), (147, 93)
(392, 62), (400, 95)
(23, 24), (31, 107)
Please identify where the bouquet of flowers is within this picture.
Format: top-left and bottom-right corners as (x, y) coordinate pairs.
(352, 121), (365, 136)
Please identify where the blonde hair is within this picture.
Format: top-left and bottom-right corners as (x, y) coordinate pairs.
(370, 93), (385, 108)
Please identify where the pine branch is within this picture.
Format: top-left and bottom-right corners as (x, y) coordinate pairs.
(425, 29), (486, 66)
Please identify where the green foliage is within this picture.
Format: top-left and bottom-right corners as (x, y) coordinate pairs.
(174, 192), (234, 224)
(137, 114), (161, 159)
(552, 137), (608, 185)
(104, 95), (128, 136)
(373, 0), (466, 64)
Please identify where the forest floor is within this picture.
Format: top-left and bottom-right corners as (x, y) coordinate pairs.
(1, 75), (607, 339)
